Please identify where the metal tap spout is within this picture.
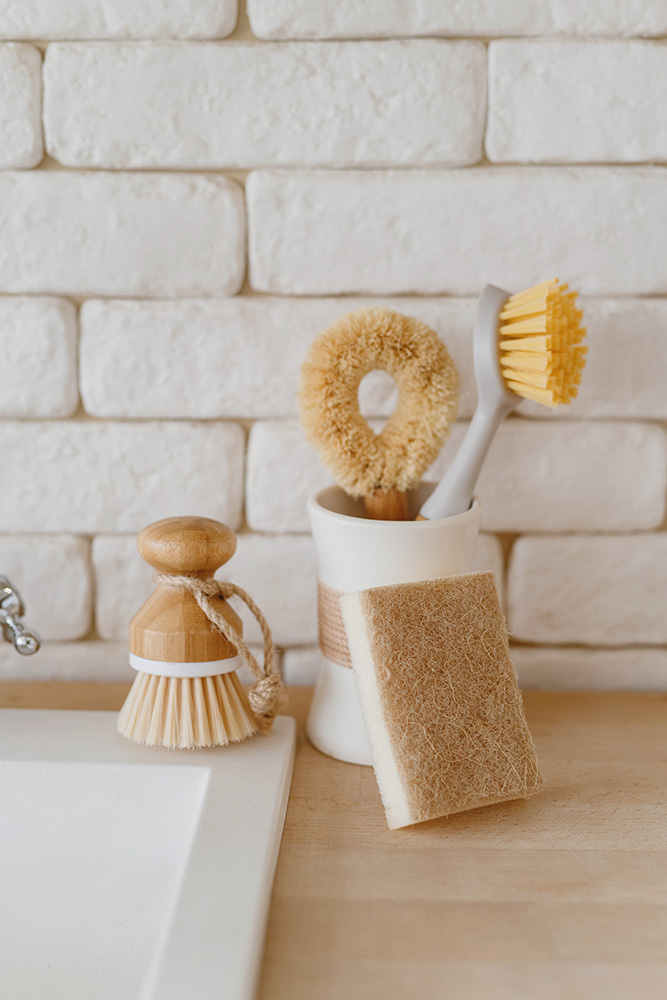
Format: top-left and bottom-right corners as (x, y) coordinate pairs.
(0, 577), (40, 655)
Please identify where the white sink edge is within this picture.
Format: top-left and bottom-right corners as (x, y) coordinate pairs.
(0, 709), (297, 1000)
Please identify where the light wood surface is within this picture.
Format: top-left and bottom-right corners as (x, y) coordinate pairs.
(1, 683), (665, 999)
(130, 516), (240, 662)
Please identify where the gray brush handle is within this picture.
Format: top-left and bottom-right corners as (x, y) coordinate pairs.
(418, 284), (517, 520)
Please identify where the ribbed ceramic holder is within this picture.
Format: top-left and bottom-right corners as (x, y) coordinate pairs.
(307, 484), (482, 765)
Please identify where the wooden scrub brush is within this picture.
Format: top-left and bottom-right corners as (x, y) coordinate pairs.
(117, 516), (284, 750)
(419, 279), (587, 520)
(298, 307), (459, 521)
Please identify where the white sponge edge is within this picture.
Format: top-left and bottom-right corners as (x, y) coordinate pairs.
(339, 591), (412, 830)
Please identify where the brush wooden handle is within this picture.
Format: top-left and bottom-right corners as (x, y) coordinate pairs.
(130, 516), (242, 663)
(138, 516), (237, 577)
(363, 489), (409, 521)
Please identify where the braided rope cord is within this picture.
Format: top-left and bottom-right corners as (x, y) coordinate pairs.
(155, 573), (285, 733)
(317, 580), (352, 668)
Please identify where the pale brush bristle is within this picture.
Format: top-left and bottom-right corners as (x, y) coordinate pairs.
(117, 670), (258, 749)
(498, 278), (587, 407)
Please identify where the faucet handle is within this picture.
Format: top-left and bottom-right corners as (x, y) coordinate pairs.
(0, 577), (40, 655)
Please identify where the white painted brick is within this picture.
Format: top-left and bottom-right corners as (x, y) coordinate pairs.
(508, 535), (667, 645)
(248, 419), (666, 534)
(488, 41), (667, 164)
(471, 535), (505, 607)
(248, 1), (552, 39)
(93, 535), (149, 643)
(0, 1), (236, 39)
(100, 294), (664, 426)
(0, 172), (244, 297)
(247, 169), (667, 296)
(45, 41), (485, 169)
(248, 0), (667, 38)
(550, 0), (667, 37)
(511, 646), (667, 692)
(0, 298), (77, 417)
(0, 44), (42, 167)
(0, 421), (244, 534)
(0, 641), (130, 682)
(520, 299), (667, 420)
(0, 535), (91, 640)
(228, 534), (317, 647)
(281, 646), (319, 686)
(94, 532), (317, 647)
(246, 420), (330, 533)
(80, 297), (476, 420)
(431, 420), (666, 533)
(93, 295), (667, 424)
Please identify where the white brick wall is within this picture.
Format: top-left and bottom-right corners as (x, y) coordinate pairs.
(44, 42), (485, 169)
(79, 297), (478, 419)
(246, 419), (667, 534)
(0, 1), (237, 39)
(0, 172), (244, 296)
(508, 535), (667, 645)
(247, 169), (667, 296)
(83, 295), (657, 425)
(520, 300), (667, 420)
(0, 9), (664, 690)
(247, 1), (667, 39)
(0, 535), (91, 640)
(488, 41), (667, 163)
(0, 298), (77, 417)
(0, 641), (129, 682)
(92, 535), (148, 643)
(0, 422), (244, 533)
(512, 647), (667, 692)
(431, 421), (667, 533)
(0, 44), (42, 168)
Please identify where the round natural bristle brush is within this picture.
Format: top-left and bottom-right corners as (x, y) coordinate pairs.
(299, 307), (459, 520)
(418, 279), (587, 521)
(118, 516), (283, 749)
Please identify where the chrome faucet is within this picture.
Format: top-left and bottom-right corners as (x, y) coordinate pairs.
(0, 577), (40, 655)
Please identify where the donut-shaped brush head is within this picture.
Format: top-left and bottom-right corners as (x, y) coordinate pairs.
(298, 307), (459, 519)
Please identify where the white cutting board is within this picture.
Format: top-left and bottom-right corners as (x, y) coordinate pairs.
(0, 709), (296, 1000)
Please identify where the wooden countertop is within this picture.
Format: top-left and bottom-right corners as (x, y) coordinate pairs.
(2, 683), (666, 1000)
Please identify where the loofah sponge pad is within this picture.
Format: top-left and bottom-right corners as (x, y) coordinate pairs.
(340, 572), (542, 830)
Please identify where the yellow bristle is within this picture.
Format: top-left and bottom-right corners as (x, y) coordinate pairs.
(506, 279), (558, 305)
(500, 352), (552, 373)
(499, 279), (586, 408)
(505, 380), (559, 406)
(500, 318), (549, 335)
(499, 335), (551, 351)
(499, 300), (547, 321)
(502, 368), (551, 390)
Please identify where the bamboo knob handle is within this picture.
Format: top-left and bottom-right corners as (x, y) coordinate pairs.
(137, 516), (237, 577)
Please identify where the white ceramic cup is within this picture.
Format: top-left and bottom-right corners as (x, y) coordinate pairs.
(306, 484), (482, 765)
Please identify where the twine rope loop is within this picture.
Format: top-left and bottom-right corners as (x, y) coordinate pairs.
(154, 573), (284, 733)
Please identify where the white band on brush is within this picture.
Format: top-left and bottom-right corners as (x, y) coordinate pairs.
(129, 652), (242, 679)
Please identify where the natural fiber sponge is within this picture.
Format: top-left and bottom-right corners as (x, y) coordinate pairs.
(298, 307), (458, 497)
(340, 572), (542, 830)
